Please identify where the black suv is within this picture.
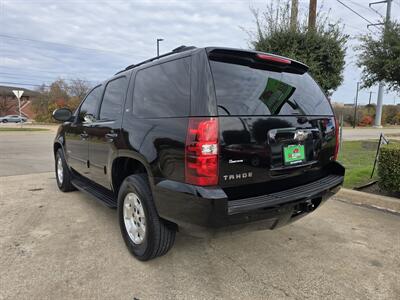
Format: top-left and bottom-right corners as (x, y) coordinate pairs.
(53, 46), (345, 261)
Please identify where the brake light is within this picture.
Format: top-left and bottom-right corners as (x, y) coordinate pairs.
(185, 117), (219, 186)
(333, 117), (340, 160)
(256, 53), (291, 64)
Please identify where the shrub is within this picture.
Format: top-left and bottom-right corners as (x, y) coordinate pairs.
(247, 1), (348, 95)
(359, 115), (373, 126)
(393, 112), (400, 125)
(378, 143), (400, 193)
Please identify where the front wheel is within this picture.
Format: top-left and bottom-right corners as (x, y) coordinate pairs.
(55, 149), (75, 192)
(118, 174), (176, 261)
(2, 119), (8, 123)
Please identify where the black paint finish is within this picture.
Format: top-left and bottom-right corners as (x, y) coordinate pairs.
(53, 46), (345, 235)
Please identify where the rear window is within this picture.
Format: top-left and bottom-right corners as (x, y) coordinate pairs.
(132, 57), (191, 118)
(209, 60), (333, 116)
(100, 77), (127, 121)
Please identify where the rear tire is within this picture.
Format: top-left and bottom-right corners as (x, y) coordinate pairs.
(55, 148), (75, 192)
(118, 174), (176, 261)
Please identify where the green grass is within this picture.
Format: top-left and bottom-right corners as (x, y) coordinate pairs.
(0, 127), (49, 132)
(338, 140), (399, 188)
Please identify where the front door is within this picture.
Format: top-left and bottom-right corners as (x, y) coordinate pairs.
(65, 122), (89, 176)
(87, 76), (128, 189)
(65, 85), (103, 177)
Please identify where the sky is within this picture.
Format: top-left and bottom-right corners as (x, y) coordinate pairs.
(1, 0), (400, 105)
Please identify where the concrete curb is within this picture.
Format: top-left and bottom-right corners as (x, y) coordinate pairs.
(334, 188), (400, 214)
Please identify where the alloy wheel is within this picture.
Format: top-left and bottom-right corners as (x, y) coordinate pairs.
(123, 192), (146, 244)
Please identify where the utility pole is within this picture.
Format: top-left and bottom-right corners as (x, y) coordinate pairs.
(369, 0), (392, 127)
(353, 82), (360, 128)
(308, 0), (317, 30)
(156, 38), (163, 57)
(290, 0), (299, 30)
(368, 91), (375, 105)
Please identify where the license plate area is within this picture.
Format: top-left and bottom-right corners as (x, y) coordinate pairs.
(283, 144), (305, 166)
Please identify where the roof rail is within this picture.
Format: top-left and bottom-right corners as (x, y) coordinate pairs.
(115, 45), (196, 75)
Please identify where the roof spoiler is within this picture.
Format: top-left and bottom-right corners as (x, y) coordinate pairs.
(207, 48), (308, 75)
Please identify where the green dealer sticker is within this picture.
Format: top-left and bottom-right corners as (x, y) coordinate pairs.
(283, 144), (305, 165)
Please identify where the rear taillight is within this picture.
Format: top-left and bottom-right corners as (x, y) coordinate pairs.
(333, 117), (340, 160)
(185, 117), (219, 186)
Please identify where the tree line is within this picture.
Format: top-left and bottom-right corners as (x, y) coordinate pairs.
(333, 104), (400, 127)
(32, 79), (91, 122)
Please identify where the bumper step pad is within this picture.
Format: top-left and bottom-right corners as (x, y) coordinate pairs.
(228, 175), (343, 215)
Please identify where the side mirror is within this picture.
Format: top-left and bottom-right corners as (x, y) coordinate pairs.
(52, 108), (73, 122)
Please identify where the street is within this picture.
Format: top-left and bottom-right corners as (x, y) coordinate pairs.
(342, 127), (400, 141)
(0, 128), (399, 299)
(0, 129), (55, 176)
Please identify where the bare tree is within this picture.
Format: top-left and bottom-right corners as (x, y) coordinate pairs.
(69, 79), (91, 101)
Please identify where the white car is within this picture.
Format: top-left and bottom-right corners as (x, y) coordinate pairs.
(0, 115), (27, 123)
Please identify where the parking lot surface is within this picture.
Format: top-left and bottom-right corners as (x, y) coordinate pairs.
(0, 172), (399, 299)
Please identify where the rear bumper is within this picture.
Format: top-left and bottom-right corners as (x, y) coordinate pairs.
(227, 175), (342, 215)
(153, 164), (344, 237)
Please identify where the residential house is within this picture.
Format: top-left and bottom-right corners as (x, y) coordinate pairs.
(0, 85), (39, 119)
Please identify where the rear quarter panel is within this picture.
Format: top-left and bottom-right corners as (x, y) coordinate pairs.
(120, 117), (187, 183)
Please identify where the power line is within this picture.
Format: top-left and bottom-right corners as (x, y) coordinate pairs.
(0, 72), (99, 83)
(347, 0), (378, 13)
(0, 81), (52, 87)
(0, 80), (98, 88)
(0, 65), (112, 77)
(0, 33), (129, 56)
(335, 0), (376, 25)
(335, 0), (381, 35)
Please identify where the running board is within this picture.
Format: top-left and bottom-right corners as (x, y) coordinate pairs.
(71, 175), (117, 208)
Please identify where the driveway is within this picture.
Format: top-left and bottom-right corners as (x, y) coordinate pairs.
(0, 129), (399, 299)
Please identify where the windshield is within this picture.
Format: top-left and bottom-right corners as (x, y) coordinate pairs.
(209, 60), (333, 116)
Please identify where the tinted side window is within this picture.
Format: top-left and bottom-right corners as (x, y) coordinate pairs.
(132, 57), (190, 118)
(100, 77), (127, 121)
(79, 86), (102, 122)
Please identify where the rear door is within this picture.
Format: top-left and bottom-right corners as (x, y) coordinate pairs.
(207, 50), (337, 188)
(86, 76), (128, 188)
